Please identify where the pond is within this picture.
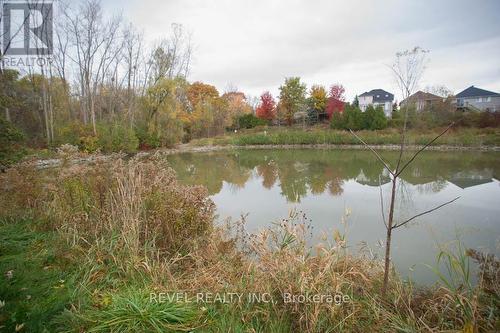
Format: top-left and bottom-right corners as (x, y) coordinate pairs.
(167, 149), (500, 285)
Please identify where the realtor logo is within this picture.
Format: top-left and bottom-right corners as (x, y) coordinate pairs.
(2, 1), (53, 55)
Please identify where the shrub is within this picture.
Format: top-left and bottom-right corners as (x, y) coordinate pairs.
(363, 105), (388, 130)
(48, 157), (215, 255)
(79, 135), (100, 153)
(55, 122), (94, 147)
(0, 116), (25, 169)
(97, 122), (139, 153)
(478, 111), (500, 128)
(343, 104), (364, 130)
(329, 111), (345, 129)
(236, 113), (268, 129)
(135, 125), (162, 149)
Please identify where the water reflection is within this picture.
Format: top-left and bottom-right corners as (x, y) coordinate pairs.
(167, 149), (500, 285)
(167, 149), (499, 201)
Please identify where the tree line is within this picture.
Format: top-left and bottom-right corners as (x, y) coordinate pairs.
(0, 0), (256, 154)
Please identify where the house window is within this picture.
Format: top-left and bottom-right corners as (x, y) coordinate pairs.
(487, 97), (491, 102)
(385, 94), (388, 97)
(376, 95), (379, 98)
(477, 97), (482, 102)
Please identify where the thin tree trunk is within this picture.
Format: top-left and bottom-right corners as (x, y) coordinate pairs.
(42, 82), (50, 146)
(49, 93), (54, 142)
(382, 177), (397, 296)
(90, 93), (96, 135)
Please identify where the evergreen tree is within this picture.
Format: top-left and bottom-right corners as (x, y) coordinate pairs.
(330, 110), (345, 129)
(364, 105), (387, 130)
(352, 95), (359, 107)
(344, 104), (364, 130)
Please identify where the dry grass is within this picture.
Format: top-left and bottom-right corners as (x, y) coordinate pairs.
(1, 154), (498, 332)
(0, 153), (215, 258)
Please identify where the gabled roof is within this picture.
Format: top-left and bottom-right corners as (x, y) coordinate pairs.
(401, 91), (442, 105)
(359, 89), (394, 102)
(455, 86), (500, 98)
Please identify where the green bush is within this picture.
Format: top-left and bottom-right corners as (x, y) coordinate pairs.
(330, 111), (345, 129)
(97, 122), (139, 153)
(344, 104), (365, 130)
(363, 105), (388, 130)
(79, 135), (100, 153)
(329, 104), (367, 131)
(135, 125), (161, 149)
(236, 113), (268, 129)
(0, 116), (25, 169)
(55, 122), (94, 147)
(57, 122), (139, 153)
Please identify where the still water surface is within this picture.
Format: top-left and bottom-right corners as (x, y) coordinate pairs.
(167, 149), (500, 284)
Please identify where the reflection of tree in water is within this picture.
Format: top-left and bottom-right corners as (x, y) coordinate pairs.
(166, 150), (499, 201)
(166, 152), (251, 195)
(309, 161), (332, 195)
(256, 161), (278, 189)
(328, 178), (344, 196)
(276, 159), (308, 202)
(415, 179), (448, 194)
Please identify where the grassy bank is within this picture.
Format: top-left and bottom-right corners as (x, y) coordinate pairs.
(1, 154), (499, 332)
(189, 127), (500, 147)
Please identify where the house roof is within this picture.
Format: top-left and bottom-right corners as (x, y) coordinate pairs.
(401, 91), (442, 105)
(359, 89), (394, 102)
(455, 86), (500, 98)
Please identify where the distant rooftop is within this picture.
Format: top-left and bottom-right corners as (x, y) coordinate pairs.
(455, 86), (500, 98)
(359, 89), (394, 102)
(401, 91), (442, 105)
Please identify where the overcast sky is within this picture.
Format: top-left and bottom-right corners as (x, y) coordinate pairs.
(104, 0), (500, 101)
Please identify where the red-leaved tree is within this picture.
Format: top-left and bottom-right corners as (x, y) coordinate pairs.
(256, 91), (276, 120)
(326, 84), (346, 119)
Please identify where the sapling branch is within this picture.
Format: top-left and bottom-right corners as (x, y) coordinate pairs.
(349, 129), (394, 176)
(392, 196), (460, 229)
(396, 122), (455, 177)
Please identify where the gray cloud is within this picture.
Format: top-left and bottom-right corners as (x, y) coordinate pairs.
(108, 0), (500, 100)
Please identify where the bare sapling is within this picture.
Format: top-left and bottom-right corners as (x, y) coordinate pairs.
(350, 47), (459, 297)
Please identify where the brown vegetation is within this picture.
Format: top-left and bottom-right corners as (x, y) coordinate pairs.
(0, 154), (498, 332)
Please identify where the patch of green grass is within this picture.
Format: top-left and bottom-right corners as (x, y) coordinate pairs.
(78, 289), (202, 333)
(0, 218), (79, 332)
(188, 127), (500, 147)
(194, 302), (292, 333)
(0, 219), (207, 333)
